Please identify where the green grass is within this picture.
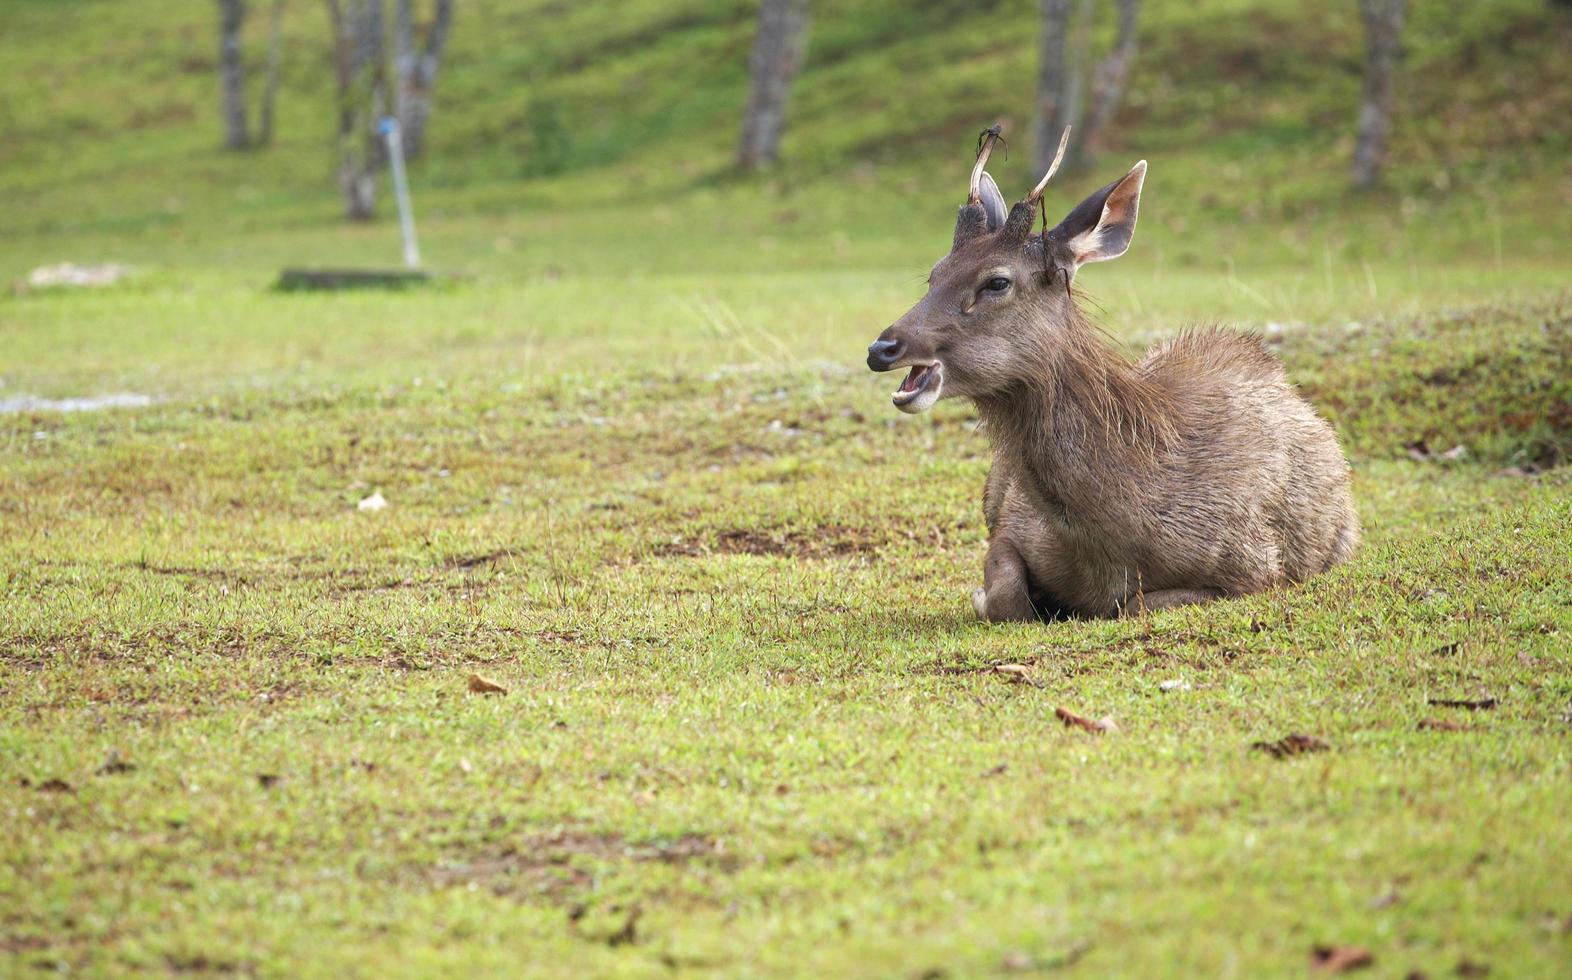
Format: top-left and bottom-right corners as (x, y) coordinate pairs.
(4, 274), (1569, 976)
(4, 0), (1572, 975)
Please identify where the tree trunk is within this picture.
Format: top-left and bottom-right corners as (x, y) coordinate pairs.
(1081, 0), (1139, 160)
(1352, 0), (1407, 189)
(256, 0), (286, 147)
(1032, 0), (1077, 176)
(217, 0), (250, 150)
(327, 0), (387, 220)
(393, 0), (453, 161)
(1065, 0), (1092, 164)
(737, 0), (811, 170)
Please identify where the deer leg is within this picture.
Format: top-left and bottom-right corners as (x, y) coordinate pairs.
(975, 538), (1038, 623)
(1123, 587), (1226, 616)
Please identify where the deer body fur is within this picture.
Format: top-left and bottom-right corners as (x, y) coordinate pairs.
(867, 126), (1359, 620)
(976, 323), (1359, 619)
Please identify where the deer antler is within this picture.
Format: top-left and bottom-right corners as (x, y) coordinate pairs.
(968, 124), (1004, 205)
(1025, 126), (1072, 204)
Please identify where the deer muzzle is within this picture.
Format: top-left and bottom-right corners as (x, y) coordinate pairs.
(869, 326), (944, 413)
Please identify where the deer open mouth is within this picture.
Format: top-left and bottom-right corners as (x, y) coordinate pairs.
(892, 362), (942, 414)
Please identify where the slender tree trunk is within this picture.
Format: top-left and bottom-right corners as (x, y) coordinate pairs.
(327, 0), (386, 220)
(1064, 0), (1092, 162)
(1081, 0), (1139, 159)
(217, 0), (250, 150)
(393, 0), (453, 161)
(256, 0), (286, 147)
(1352, 0), (1407, 189)
(1033, 0), (1076, 176)
(737, 0), (811, 170)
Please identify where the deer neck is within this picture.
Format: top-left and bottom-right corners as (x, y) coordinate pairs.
(974, 327), (1175, 522)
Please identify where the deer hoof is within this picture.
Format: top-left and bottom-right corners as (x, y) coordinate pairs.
(971, 588), (988, 621)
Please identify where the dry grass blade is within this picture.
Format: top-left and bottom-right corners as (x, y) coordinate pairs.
(467, 673), (508, 695)
(607, 905), (641, 946)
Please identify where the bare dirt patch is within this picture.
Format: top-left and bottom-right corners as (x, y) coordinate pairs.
(426, 830), (726, 902)
(655, 523), (886, 559)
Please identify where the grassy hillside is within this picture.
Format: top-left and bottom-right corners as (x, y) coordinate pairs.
(0, 0), (1569, 275)
(2, 1), (1570, 976)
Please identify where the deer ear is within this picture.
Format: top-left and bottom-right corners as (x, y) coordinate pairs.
(977, 171), (1007, 231)
(1049, 160), (1146, 276)
(953, 171), (1010, 249)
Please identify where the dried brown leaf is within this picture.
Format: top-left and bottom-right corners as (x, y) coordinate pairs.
(1252, 733), (1329, 758)
(467, 672), (508, 695)
(1056, 707), (1117, 734)
(1312, 944), (1374, 973)
(1404, 441), (1467, 463)
(993, 663), (1039, 686)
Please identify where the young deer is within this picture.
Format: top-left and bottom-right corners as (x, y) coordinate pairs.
(867, 128), (1359, 621)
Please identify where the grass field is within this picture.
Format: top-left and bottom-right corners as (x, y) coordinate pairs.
(4, 0), (1572, 975)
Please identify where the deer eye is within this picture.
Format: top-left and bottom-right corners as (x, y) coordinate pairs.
(981, 276), (1011, 293)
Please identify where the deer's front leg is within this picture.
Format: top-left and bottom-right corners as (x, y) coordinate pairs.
(973, 537), (1037, 623)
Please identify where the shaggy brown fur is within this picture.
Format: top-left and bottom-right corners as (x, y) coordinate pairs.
(867, 152), (1359, 620)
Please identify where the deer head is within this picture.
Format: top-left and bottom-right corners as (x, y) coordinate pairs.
(867, 127), (1146, 413)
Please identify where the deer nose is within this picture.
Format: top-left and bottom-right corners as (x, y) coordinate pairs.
(867, 338), (903, 371)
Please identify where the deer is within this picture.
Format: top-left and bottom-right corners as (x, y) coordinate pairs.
(866, 127), (1360, 621)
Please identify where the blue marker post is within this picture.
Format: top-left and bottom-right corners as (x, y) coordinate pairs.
(378, 117), (421, 270)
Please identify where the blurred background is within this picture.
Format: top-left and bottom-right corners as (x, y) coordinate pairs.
(3, 0), (1568, 265)
(1, 0), (1568, 398)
